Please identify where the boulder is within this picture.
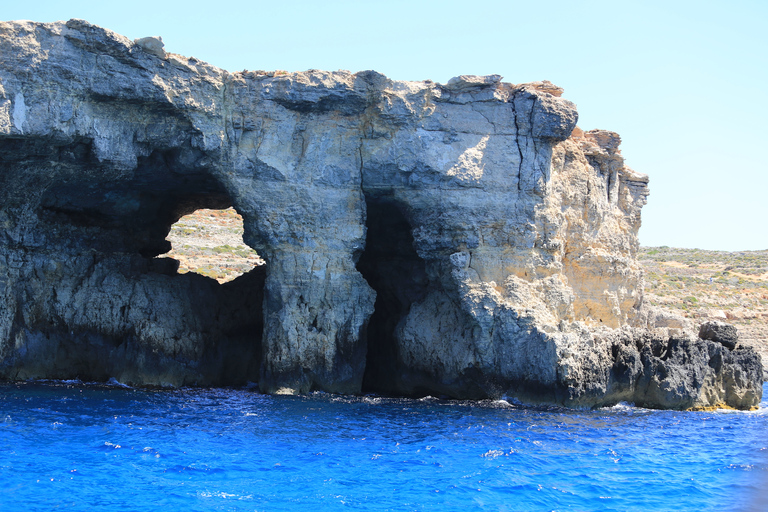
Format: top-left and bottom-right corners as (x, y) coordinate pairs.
(699, 320), (739, 350)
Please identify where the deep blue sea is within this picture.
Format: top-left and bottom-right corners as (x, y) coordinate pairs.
(1, 381), (767, 512)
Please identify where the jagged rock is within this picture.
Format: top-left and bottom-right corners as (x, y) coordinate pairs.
(699, 320), (739, 350)
(0, 19), (761, 408)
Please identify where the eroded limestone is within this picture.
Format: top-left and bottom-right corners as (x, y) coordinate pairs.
(0, 19), (761, 408)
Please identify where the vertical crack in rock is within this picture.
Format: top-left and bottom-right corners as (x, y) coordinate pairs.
(606, 166), (614, 204)
(511, 94), (524, 192)
(528, 96), (542, 196)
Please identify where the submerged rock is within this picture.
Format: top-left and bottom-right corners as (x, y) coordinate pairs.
(0, 19), (761, 409)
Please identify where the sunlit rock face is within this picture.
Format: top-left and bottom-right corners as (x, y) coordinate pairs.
(0, 20), (761, 408)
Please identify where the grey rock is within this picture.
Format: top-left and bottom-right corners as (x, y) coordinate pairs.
(133, 36), (166, 59)
(444, 74), (503, 91)
(0, 20), (761, 409)
(634, 334), (762, 410)
(699, 320), (739, 350)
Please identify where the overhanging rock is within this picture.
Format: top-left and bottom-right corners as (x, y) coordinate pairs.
(0, 19), (761, 409)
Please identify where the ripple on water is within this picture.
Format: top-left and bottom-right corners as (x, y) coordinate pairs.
(0, 381), (767, 511)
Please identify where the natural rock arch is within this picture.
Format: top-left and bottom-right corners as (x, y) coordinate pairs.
(3, 135), (266, 386)
(0, 19), (761, 409)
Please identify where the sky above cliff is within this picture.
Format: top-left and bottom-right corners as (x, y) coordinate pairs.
(6, 0), (767, 251)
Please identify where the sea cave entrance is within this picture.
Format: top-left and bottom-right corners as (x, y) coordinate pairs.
(149, 200), (268, 387)
(357, 196), (430, 394)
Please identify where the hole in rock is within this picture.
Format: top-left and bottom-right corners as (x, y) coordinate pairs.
(357, 196), (430, 394)
(160, 207), (265, 283)
(146, 201), (267, 386)
(30, 147), (268, 386)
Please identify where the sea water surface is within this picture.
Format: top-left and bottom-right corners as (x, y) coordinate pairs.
(1, 381), (767, 511)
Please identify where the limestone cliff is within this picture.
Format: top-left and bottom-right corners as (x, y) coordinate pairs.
(0, 20), (761, 409)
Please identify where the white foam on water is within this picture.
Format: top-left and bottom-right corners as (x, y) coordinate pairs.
(602, 402), (638, 412)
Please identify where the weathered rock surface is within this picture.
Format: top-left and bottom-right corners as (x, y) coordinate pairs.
(699, 320), (739, 350)
(0, 20), (761, 408)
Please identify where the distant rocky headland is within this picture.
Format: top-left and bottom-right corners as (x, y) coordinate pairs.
(0, 19), (762, 409)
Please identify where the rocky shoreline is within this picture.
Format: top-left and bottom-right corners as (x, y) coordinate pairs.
(640, 246), (768, 378)
(0, 19), (761, 409)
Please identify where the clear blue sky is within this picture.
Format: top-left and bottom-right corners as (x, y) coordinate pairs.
(5, 0), (767, 251)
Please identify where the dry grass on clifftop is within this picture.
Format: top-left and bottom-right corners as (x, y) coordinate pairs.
(162, 208), (264, 283)
(640, 246), (768, 360)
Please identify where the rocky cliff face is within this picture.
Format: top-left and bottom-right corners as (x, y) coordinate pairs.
(0, 20), (761, 409)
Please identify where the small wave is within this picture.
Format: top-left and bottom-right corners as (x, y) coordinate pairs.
(481, 449), (505, 458)
(30, 378), (84, 385)
(501, 396), (525, 406)
(481, 449), (515, 459)
(708, 405), (768, 415)
(601, 402), (637, 412)
(198, 490), (254, 500)
(106, 378), (131, 388)
(167, 465), (225, 474)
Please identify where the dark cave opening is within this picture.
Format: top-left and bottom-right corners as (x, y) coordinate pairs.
(357, 195), (430, 394)
(155, 203), (268, 385)
(33, 148), (268, 387)
(38, 146), (234, 259)
(144, 193), (267, 387)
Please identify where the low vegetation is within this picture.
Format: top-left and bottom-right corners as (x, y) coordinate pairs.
(163, 208), (264, 283)
(639, 246), (768, 345)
